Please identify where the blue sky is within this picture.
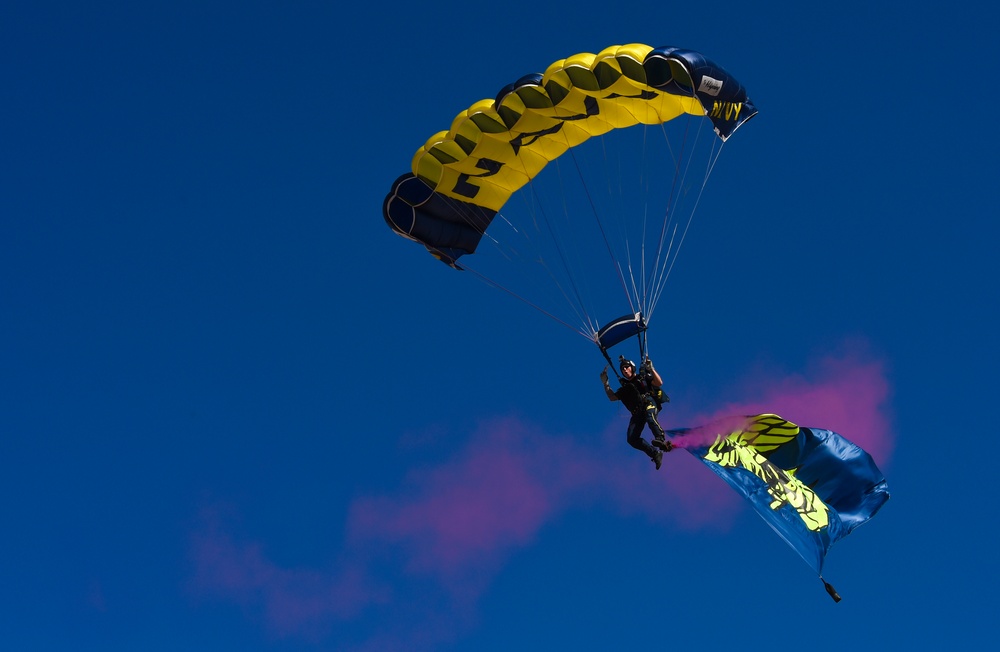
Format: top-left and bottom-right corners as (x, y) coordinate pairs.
(2, 1), (997, 650)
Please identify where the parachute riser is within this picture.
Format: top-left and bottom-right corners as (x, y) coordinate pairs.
(598, 344), (622, 382)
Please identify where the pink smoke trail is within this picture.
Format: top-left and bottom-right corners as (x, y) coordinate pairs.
(680, 339), (894, 464)
(189, 343), (893, 649)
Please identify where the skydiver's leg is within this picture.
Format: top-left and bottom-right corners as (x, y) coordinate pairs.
(646, 403), (673, 452)
(645, 402), (665, 439)
(626, 414), (662, 469)
(626, 415), (653, 453)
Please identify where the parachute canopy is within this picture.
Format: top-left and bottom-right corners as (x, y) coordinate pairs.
(382, 44), (757, 353)
(383, 44), (757, 268)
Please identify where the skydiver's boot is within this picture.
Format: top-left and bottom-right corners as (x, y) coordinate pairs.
(652, 436), (673, 452)
(651, 448), (663, 470)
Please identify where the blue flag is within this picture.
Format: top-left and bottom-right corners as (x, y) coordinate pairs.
(668, 414), (890, 576)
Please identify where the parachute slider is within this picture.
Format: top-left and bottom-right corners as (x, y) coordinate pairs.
(596, 312), (647, 351)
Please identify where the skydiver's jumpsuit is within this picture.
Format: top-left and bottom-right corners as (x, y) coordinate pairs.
(614, 375), (667, 460)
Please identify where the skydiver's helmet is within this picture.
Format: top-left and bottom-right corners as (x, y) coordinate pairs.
(619, 357), (636, 378)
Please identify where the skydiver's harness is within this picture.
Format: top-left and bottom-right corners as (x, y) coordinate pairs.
(616, 370), (666, 414)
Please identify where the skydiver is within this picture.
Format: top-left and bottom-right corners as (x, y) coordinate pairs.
(600, 356), (673, 470)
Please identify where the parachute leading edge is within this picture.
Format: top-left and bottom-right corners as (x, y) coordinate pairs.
(383, 44), (757, 266)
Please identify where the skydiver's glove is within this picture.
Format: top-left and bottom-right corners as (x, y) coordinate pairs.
(600, 368), (612, 391)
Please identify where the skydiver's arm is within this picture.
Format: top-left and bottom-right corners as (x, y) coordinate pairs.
(600, 367), (618, 402)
